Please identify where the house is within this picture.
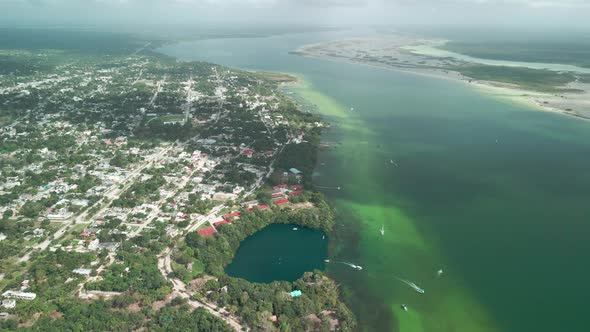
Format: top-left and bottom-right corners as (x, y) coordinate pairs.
(198, 227), (216, 237)
(290, 290), (302, 298)
(222, 211), (241, 219)
(273, 184), (288, 191)
(274, 199), (290, 205)
(288, 190), (303, 196)
(247, 204), (268, 211)
(72, 268), (92, 277)
(289, 168), (302, 175)
(213, 220), (231, 227)
(2, 291), (36, 300)
(212, 192), (238, 201)
(47, 210), (73, 220)
(71, 199), (89, 207)
(1, 299), (15, 309)
(99, 242), (120, 251)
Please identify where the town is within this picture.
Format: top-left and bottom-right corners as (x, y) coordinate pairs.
(0, 42), (354, 331)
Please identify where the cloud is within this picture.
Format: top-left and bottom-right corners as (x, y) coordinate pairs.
(3, 0), (589, 7)
(1, 0), (589, 28)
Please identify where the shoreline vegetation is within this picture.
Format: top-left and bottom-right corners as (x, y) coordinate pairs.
(185, 199), (357, 331)
(291, 36), (590, 121)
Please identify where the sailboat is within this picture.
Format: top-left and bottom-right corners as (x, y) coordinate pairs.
(380, 225), (385, 236)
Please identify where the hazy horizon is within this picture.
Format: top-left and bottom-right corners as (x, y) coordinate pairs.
(2, 0), (590, 32)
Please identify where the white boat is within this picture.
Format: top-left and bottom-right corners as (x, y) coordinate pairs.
(292, 227), (298, 231)
(394, 276), (425, 294)
(380, 225), (385, 236)
(437, 269), (444, 277)
(401, 304), (408, 312)
(350, 107), (354, 111)
(327, 260), (363, 271)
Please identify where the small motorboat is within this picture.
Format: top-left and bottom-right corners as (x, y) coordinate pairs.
(401, 304), (408, 312)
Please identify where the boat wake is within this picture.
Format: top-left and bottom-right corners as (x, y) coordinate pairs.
(325, 259), (363, 270)
(393, 276), (425, 294)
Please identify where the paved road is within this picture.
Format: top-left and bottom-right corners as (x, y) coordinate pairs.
(158, 248), (247, 331)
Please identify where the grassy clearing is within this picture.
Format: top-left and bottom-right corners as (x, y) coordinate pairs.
(442, 41), (590, 69)
(452, 64), (580, 93)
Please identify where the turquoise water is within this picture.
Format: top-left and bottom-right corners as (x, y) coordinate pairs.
(159, 31), (590, 332)
(225, 224), (328, 283)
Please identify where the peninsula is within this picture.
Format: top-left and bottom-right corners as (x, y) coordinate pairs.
(293, 35), (590, 120)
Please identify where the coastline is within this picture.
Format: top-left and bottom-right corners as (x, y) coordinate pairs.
(287, 76), (500, 332)
(156, 35), (590, 332)
(292, 42), (590, 122)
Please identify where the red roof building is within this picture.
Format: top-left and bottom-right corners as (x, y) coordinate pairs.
(198, 227), (217, 237)
(291, 184), (303, 189)
(288, 190), (303, 196)
(271, 193), (284, 199)
(80, 232), (91, 238)
(274, 199), (290, 205)
(214, 220), (232, 227)
(248, 204), (268, 211)
(223, 211), (241, 219)
(243, 149), (254, 156)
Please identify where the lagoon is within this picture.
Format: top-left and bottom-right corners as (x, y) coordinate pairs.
(225, 224), (327, 283)
(159, 30), (590, 332)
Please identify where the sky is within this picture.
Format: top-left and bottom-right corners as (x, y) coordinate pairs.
(1, 0), (590, 30)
